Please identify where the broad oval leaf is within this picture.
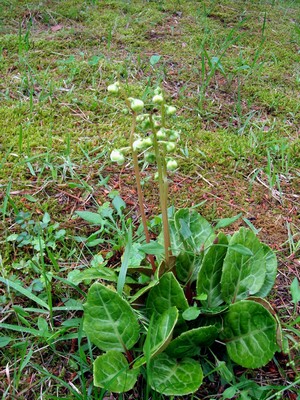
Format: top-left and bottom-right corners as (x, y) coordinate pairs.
(220, 300), (278, 368)
(149, 353), (203, 395)
(83, 283), (140, 352)
(144, 307), (178, 358)
(197, 233), (228, 308)
(146, 272), (189, 318)
(221, 228), (266, 303)
(174, 209), (214, 253)
(255, 244), (277, 298)
(176, 252), (203, 284)
(166, 326), (218, 358)
(93, 350), (139, 393)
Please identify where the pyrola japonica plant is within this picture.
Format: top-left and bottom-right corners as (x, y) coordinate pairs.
(81, 81), (283, 396)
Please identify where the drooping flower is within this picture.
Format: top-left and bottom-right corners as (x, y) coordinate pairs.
(110, 149), (125, 165)
(166, 159), (178, 171)
(128, 98), (144, 112)
(107, 81), (120, 93)
(165, 105), (176, 115)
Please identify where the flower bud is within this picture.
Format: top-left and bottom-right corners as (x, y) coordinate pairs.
(166, 159), (178, 171)
(166, 142), (176, 152)
(107, 81), (120, 93)
(154, 87), (162, 96)
(142, 137), (153, 147)
(110, 149), (125, 165)
(152, 94), (164, 104)
(165, 105), (176, 115)
(133, 137), (152, 151)
(132, 138), (144, 151)
(144, 152), (156, 163)
(128, 98), (144, 112)
(153, 115), (161, 127)
(156, 128), (167, 140)
(168, 130), (180, 141)
(136, 113), (149, 122)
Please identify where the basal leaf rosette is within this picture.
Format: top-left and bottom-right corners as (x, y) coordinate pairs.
(83, 282), (140, 352)
(149, 353), (203, 396)
(220, 300), (279, 368)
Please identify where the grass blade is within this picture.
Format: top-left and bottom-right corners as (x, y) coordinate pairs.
(0, 277), (50, 310)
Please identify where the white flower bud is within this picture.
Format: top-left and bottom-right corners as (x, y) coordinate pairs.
(166, 142), (176, 152)
(132, 138), (144, 151)
(128, 98), (144, 112)
(136, 113), (149, 122)
(166, 159), (178, 171)
(133, 137), (153, 151)
(156, 128), (167, 140)
(153, 115), (161, 127)
(165, 105), (176, 115)
(110, 149), (125, 165)
(107, 81), (120, 93)
(154, 87), (162, 96)
(152, 94), (164, 104)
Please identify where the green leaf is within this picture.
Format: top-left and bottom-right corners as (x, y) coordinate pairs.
(255, 244), (277, 298)
(175, 252), (203, 283)
(290, 277), (300, 305)
(197, 233), (228, 308)
(150, 54), (161, 66)
(67, 267), (117, 285)
(112, 195), (126, 216)
(0, 336), (12, 347)
(221, 228), (266, 303)
(37, 317), (48, 336)
(93, 350), (139, 393)
(144, 307), (178, 358)
(214, 213), (242, 229)
(140, 241), (165, 255)
(166, 326), (218, 357)
(220, 300), (278, 368)
(0, 323), (45, 336)
(149, 353), (203, 395)
(117, 225), (132, 295)
(182, 307), (201, 321)
(229, 244), (253, 256)
(174, 209), (214, 253)
(83, 283), (140, 352)
(129, 278), (159, 303)
(0, 277), (50, 310)
(146, 272), (189, 318)
(75, 211), (103, 225)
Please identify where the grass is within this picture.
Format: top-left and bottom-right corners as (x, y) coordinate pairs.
(0, 0), (299, 398)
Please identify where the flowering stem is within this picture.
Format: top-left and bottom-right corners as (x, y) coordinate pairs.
(129, 112), (156, 273)
(150, 114), (171, 271)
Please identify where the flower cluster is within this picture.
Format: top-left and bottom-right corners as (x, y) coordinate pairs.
(108, 82), (180, 172)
